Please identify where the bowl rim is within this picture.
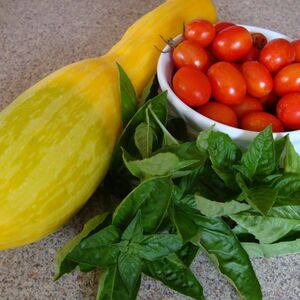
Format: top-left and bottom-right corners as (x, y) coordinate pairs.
(157, 24), (298, 140)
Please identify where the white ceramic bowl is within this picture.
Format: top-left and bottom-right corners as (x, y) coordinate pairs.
(157, 25), (300, 152)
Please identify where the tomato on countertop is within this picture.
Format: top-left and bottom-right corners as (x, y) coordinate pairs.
(277, 93), (300, 130)
(173, 66), (211, 106)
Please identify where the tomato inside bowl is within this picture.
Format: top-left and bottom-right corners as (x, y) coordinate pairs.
(157, 24), (300, 153)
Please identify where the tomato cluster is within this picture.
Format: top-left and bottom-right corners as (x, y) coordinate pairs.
(171, 19), (300, 132)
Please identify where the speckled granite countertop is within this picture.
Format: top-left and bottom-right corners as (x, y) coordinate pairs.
(0, 0), (300, 299)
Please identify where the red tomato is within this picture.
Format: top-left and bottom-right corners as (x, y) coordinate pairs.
(241, 61), (273, 97)
(292, 40), (300, 62)
(206, 49), (218, 68)
(239, 46), (260, 63)
(214, 21), (235, 33)
(274, 63), (300, 96)
(184, 19), (215, 47)
(259, 38), (295, 73)
(251, 32), (267, 50)
(212, 26), (252, 62)
(207, 62), (246, 105)
(172, 40), (209, 72)
(196, 101), (238, 127)
(173, 66), (211, 106)
(259, 91), (279, 110)
(276, 92), (300, 130)
(231, 63), (242, 72)
(240, 111), (284, 132)
(231, 95), (263, 119)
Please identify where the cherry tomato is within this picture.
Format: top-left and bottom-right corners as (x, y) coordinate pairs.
(231, 95), (263, 119)
(184, 19), (216, 47)
(231, 63), (242, 72)
(239, 46), (260, 63)
(206, 48), (218, 68)
(251, 32), (267, 50)
(207, 62), (246, 105)
(292, 39), (300, 62)
(240, 111), (284, 132)
(196, 101), (238, 127)
(214, 21), (235, 33)
(172, 40), (209, 72)
(173, 66), (211, 106)
(259, 91), (279, 111)
(241, 61), (273, 97)
(276, 92), (300, 130)
(274, 63), (300, 96)
(212, 26), (252, 62)
(259, 38), (295, 73)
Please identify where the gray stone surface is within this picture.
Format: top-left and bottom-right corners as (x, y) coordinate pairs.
(0, 0), (300, 299)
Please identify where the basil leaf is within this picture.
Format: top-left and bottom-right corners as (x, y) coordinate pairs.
(275, 135), (288, 168)
(67, 225), (121, 267)
(176, 242), (199, 267)
(232, 224), (257, 243)
(111, 92), (168, 170)
(117, 63), (137, 127)
(240, 126), (276, 180)
(118, 253), (143, 294)
(173, 193), (197, 209)
(54, 212), (109, 280)
(172, 204), (262, 300)
(242, 239), (300, 258)
(236, 173), (277, 215)
(156, 142), (207, 177)
(166, 117), (189, 142)
(139, 74), (159, 105)
(207, 131), (241, 190)
(121, 211), (143, 242)
(272, 173), (300, 205)
(178, 166), (206, 197)
(245, 186), (277, 215)
(143, 254), (204, 300)
(158, 141), (207, 162)
(149, 106), (179, 146)
(196, 126), (213, 153)
(230, 206), (300, 243)
(134, 122), (155, 158)
(208, 131), (242, 169)
(170, 204), (200, 243)
(179, 163), (233, 201)
(284, 137), (300, 173)
(123, 151), (179, 179)
(135, 234), (182, 261)
(113, 176), (173, 233)
(190, 209), (262, 300)
(195, 195), (250, 217)
(97, 265), (141, 300)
